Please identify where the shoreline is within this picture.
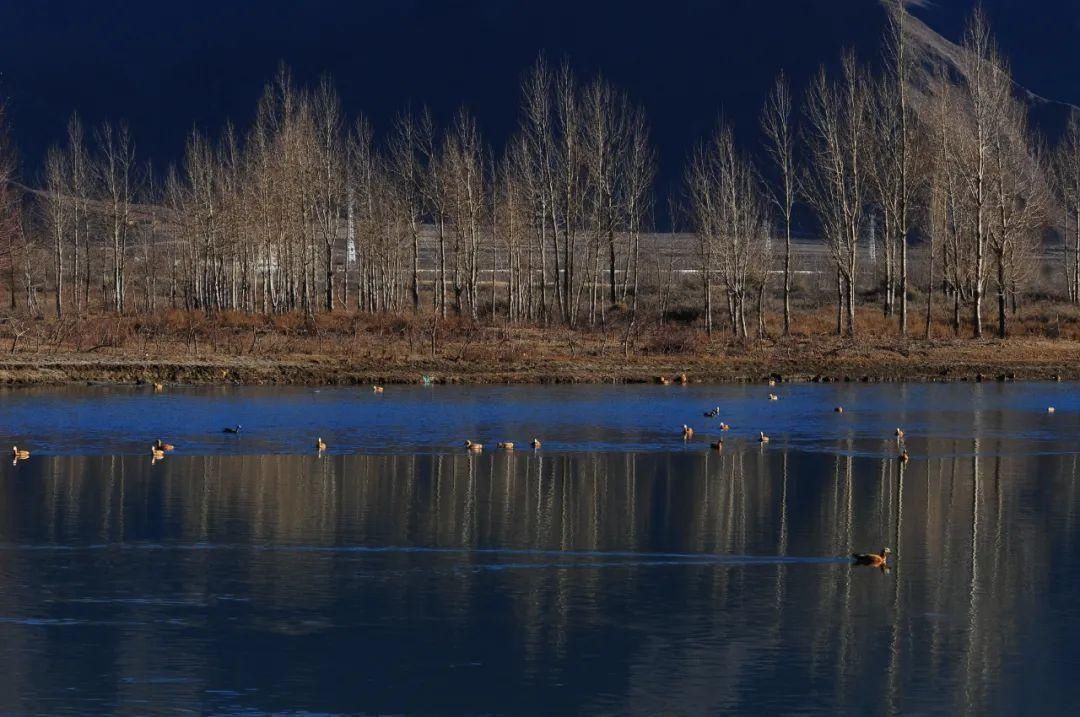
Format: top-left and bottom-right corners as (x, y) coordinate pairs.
(0, 339), (1076, 386)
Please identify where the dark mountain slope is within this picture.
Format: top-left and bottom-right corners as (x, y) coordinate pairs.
(0, 0), (1073, 200)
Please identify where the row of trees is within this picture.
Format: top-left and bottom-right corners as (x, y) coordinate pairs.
(2, 3), (1076, 339)
(695, 6), (1054, 341)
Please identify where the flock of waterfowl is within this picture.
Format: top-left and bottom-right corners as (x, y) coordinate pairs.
(9, 378), (1066, 571)
(676, 390), (911, 464)
(11, 377), (1063, 469)
(460, 438), (542, 453)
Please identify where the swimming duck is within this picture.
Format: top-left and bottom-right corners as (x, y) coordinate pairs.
(531, 438), (542, 449)
(658, 376), (672, 385)
(895, 427), (904, 440)
(152, 382), (164, 392)
(151, 445), (165, 461)
(834, 406), (843, 413)
(154, 439), (175, 452)
(1048, 406), (1056, 413)
(464, 440), (483, 452)
(498, 442), (515, 451)
(372, 385), (385, 394)
(899, 449), (909, 463)
(719, 422), (731, 431)
(11, 446), (29, 461)
(682, 424), (694, 439)
(768, 393), (779, 401)
(768, 378), (776, 387)
(678, 372), (689, 385)
(703, 406), (720, 418)
(316, 437), (327, 453)
(852, 547), (891, 567)
(223, 425), (242, 434)
(711, 439), (723, 450)
(759, 432), (770, 444)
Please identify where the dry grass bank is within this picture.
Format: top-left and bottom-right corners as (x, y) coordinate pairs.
(0, 303), (1075, 386)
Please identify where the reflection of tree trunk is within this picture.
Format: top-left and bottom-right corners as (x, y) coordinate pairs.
(886, 454), (906, 712)
(962, 440), (981, 710)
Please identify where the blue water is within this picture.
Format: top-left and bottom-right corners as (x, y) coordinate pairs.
(0, 383), (1079, 715)
(0, 381), (1075, 456)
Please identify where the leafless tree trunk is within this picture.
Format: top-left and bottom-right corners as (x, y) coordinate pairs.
(95, 122), (137, 315)
(761, 72), (796, 336)
(803, 54), (869, 337)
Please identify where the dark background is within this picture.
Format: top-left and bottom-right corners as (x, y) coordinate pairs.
(0, 0), (1076, 222)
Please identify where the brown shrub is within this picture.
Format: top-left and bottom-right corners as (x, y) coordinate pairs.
(642, 325), (706, 354)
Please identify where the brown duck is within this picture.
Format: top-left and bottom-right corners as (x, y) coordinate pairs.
(852, 547), (891, 567)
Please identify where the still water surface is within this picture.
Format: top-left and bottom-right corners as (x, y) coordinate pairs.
(1, 384), (1079, 715)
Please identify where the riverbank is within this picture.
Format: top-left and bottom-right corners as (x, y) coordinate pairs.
(0, 335), (1076, 386)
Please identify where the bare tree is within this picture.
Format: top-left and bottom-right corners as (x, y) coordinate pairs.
(868, 1), (924, 335)
(954, 10), (1012, 338)
(761, 71), (796, 336)
(987, 93), (1048, 337)
(94, 122), (137, 314)
(686, 122), (770, 338)
(386, 110), (426, 312)
(803, 53), (869, 337)
(312, 76), (345, 312)
(1055, 113), (1080, 303)
(43, 146), (67, 317)
(0, 101), (20, 311)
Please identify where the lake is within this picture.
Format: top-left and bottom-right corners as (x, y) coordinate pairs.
(0, 383), (1078, 715)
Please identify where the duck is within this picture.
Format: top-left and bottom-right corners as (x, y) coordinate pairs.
(223, 425), (242, 434)
(759, 432), (770, 444)
(678, 372), (689, 385)
(154, 439), (175, 452)
(316, 437), (327, 453)
(834, 406), (844, 413)
(658, 376), (672, 386)
(464, 440), (483, 452)
(151, 445), (165, 461)
(719, 422), (731, 431)
(703, 406), (720, 418)
(372, 385), (385, 394)
(895, 427), (905, 440)
(682, 424), (694, 440)
(768, 378), (776, 387)
(711, 439), (723, 450)
(899, 449), (909, 463)
(531, 438), (542, 449)
(1048, 406), (1056, 414)
(11, 446), (29, 461)
(852, 547), (891, 567)
(498, 442), (515, 451)
(768, 393), (779, 401)
(152, 382), (164, 392)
